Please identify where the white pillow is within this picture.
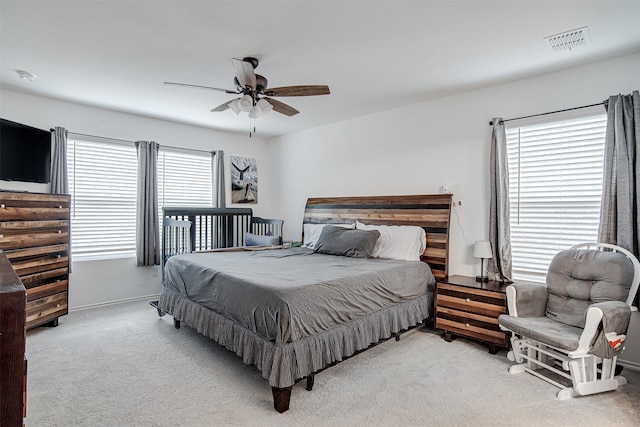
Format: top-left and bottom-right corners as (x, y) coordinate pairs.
(302, 223), (355, 249)
(356, 221), (426, 261)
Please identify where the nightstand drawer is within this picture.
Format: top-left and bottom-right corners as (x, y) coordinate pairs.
(435, 317), (508, 345)
(436, 293), (506, 318)
(436, 305), (500, 329)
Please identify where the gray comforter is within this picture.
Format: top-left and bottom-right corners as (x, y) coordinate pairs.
(163, 247), (435, 345)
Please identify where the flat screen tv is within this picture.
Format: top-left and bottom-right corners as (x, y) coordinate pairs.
(0, 118), (51, 184)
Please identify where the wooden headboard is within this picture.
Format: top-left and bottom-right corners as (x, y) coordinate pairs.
(303, 194), (453, 280)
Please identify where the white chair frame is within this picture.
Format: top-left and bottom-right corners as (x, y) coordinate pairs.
(502, 242), (640, 400)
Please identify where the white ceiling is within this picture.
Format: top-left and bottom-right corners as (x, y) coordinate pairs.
(1, 1), (639, 138)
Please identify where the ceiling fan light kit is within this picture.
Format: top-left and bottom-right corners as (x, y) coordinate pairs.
(257, 98), (273, 115)
(164, 56), (330, 135)
(228, 99), (241, 115)
(237, 94), (254, 112)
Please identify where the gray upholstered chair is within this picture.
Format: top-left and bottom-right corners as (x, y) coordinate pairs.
(498, 243), (640, 400)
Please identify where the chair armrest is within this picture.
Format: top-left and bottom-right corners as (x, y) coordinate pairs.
(573, 301), (632, 357)
(505, 283), (548, 317)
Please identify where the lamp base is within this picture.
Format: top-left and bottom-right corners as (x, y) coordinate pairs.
(475, 275), (489, 282)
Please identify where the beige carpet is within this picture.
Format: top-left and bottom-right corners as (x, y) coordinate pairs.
(25, 300), (640, 427)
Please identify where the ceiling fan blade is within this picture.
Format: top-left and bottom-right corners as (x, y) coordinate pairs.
(211, 100), (233, 112)
(232, 58), (256, 91)
(265, 85), (330, 97)
(164, 81), (237, 94)
(265, 98), (299, 116)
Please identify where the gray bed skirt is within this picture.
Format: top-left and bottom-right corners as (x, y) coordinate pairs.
(159, 291), (432, 388)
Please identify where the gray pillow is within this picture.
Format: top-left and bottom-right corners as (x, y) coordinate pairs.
(245, 232), (280, 247)
(313, 226), (380, 258)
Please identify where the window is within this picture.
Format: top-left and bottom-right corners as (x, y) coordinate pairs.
(68, 137), (138, 259)
(506, 110), (607, 282)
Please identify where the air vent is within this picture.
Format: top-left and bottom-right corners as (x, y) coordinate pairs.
(544, 26), (590, 52)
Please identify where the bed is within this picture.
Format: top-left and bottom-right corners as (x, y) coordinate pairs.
(157, 194), (453, 412)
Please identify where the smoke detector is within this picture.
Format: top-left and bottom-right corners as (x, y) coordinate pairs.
(544, 26), (591, 52)
(16, 69), (37, 81)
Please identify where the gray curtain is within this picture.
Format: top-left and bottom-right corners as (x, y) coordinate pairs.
(51, 127), (68, 194)
(599, 90), (640, 258)
(212, 150), (226, 207)
(487, 118), (513, 282)
(136, 141), (160, 266)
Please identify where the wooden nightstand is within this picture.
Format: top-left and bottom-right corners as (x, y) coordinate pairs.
(434, 275), (510, 354)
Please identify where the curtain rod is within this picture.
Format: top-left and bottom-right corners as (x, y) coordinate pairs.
(49, 129), (215, 155)
(488, 100), (608, 126)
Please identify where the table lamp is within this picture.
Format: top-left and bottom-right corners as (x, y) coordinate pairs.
(473, 241), (493, 282)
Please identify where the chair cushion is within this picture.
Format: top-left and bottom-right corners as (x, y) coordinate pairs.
(545, 249), (633, 328)
(498, 315), (583, 351)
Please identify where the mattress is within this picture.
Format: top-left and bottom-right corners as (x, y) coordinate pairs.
(162, 247), (435, 345)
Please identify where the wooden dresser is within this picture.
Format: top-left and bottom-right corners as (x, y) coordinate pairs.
(0, 253), (27, 426)
(0, 191), (70, 329)
(434, 275), (510, 354)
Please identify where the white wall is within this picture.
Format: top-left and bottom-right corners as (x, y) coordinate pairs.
(268, 52), (640, 367)
(1, 89), (274, 309)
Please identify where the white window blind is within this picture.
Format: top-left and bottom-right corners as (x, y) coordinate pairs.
(158, 148), (213, 248)
(68, 137), (138, 259)
(506, 112), (607, 282)
(158, 149), (212, 210)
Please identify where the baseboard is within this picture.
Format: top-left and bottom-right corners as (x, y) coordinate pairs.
(69, 294), (160, 312)
(618, 359), (640, 372)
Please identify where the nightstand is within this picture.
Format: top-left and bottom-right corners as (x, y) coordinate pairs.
(434, 275), (510, 354)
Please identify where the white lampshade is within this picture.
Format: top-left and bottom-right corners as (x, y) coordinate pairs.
(237, 94), (253, 112)
(257, 98), (273, 116)
(228, 99), (241, 115)
(473, 241), (493, 259)
(249, 106), (262, 119)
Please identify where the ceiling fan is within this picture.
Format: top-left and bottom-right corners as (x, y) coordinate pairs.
(164, 57), (330, 118)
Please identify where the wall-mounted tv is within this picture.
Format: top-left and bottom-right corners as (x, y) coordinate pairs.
(0, 118), (51, 184)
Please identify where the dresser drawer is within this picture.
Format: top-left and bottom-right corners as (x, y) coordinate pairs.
(0, 229), (69, 250)
(10, 254), (69, 277)
(18, 266), (69, 287)
(0, 206), (70, 221)
(26, 291), (68, 329)
(26, 279), (68, 302)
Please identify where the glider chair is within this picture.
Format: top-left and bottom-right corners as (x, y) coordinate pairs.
(498, 243), (640, 400)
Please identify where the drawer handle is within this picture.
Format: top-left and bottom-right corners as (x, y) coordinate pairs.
(466, 298), (472, 302)
(0, 204), (5, 209)
(0, 234), (3, 239)
(56, 304), (61, 308)
(58, 205), (63, 209)
(57, 254), (61, 258)
(58, 230), (62, 233)
(465, 323), (470, 328)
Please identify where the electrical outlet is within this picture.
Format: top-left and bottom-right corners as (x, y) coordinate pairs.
(151, 266), (158, 278)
